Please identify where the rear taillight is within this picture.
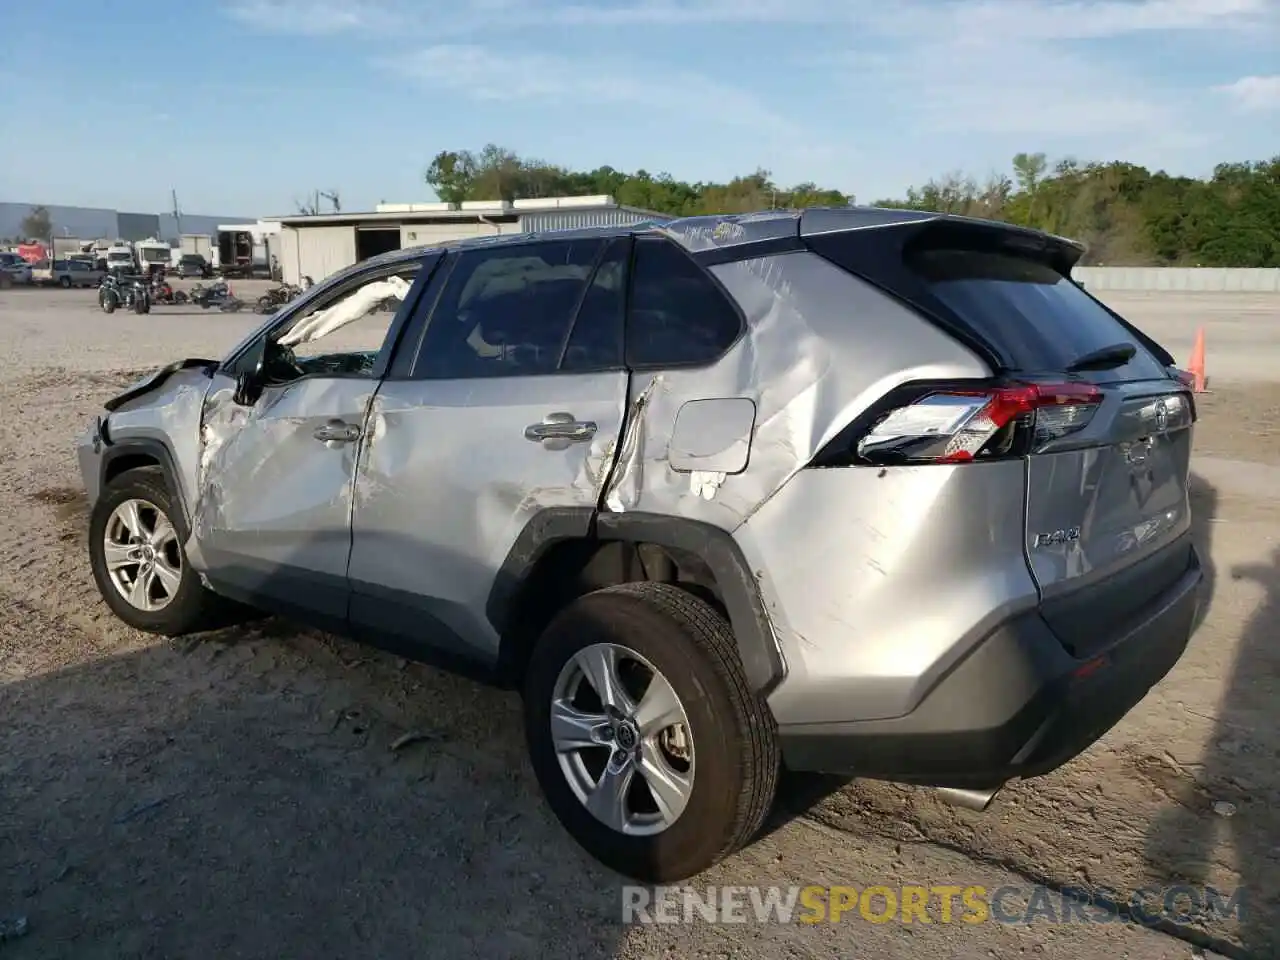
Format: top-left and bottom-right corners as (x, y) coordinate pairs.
(841, 381), (1102, 466)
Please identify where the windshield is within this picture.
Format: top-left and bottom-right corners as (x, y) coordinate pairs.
(138, 248), (168, 263)
(107, 252), (132, 262)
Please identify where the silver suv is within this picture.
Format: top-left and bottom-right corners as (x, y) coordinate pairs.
(77, 209), (1203, 882)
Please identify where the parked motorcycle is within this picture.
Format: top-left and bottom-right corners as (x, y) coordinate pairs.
(150, 277), (188, 305)
(190, 280), (244, 312)
(99, 274), (150, 314)
(254, 282), (303, 314)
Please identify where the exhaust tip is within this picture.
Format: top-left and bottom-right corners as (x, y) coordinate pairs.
(934, 786), (1001, 811)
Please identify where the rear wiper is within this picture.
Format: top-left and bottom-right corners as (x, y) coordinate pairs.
(1065, 341), (1136, 372)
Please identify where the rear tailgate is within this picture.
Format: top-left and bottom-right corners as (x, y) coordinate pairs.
(805, 216), (1196, 658)
(905, 240), (1195, 656)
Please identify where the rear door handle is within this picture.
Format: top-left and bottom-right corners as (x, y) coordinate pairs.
(313, 419), (362, 444)
(525, 412), (597, 448)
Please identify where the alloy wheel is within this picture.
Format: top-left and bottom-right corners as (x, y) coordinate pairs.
(102, 499), (182, 612)
(550, 642), (695, 836)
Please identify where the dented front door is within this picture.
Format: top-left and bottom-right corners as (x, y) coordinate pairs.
(194, 375), (375, 618)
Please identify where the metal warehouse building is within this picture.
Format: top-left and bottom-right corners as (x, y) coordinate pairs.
(265, 195), (664, 286)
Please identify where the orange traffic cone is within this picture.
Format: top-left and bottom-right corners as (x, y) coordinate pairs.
(1188, 326), (1207, 393)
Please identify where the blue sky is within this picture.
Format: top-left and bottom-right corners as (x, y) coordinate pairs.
(2, 0), (1277, 217)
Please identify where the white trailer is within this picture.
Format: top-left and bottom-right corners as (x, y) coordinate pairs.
(216, 221), (281, 279)
(179, 234), (213, 260)
(134, 237), (171, 275)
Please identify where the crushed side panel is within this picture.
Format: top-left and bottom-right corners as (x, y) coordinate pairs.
(100, 367), (216, 520)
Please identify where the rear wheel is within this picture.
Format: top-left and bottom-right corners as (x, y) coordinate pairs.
(88, 467), (225, 634)
(523, 582), (779, 882)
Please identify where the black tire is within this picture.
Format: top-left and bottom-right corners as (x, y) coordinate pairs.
(133, 294), (147, 314)
(101, 289), (117, 314)
(60, 275), (72, 288)
(87, 466), (225, 635)
(174, 290), (188, 304)
(523, 582), (780, 882)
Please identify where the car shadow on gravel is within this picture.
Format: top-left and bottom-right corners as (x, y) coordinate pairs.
(1144, 474), (1280, 958)
(0, 636), (635, 959)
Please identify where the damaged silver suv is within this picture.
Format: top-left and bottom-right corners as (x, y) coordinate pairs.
(78, 209), (1203, 882)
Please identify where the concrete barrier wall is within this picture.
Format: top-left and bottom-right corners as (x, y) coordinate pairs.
(1072, 267), (1280, 293)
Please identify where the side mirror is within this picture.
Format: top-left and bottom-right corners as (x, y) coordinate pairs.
(233, 338), (268, 406)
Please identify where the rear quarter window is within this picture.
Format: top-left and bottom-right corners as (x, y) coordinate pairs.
(906, 248), (1166, 381)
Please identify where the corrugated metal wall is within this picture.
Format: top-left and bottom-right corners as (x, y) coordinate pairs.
(292, 226), (357, 285)
(0, 203), (248, 243)
(1072, 267), (1280, 293)
(280, 228), (301, 285)
(116, 212), (162, 242)
(518, 208), (654, 232)
(399, 222), (497, 249)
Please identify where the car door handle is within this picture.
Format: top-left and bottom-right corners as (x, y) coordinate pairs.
(313, 420), (361, 444)
(525, 412), (597, 445)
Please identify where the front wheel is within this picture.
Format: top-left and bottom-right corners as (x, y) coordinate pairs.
(87, 467), (225, 634)
(60, 275), (72, 288)
(101, 288), (118, 313)
(523, 582), (779, 882)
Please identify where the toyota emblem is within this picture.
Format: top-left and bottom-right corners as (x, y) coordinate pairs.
(1154, 399), (1169, 433)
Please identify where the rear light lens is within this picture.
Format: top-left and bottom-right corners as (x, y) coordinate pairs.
(853, 381), (1102, 465)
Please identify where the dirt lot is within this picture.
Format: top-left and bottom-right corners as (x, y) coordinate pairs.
(0, 285), (1276, 959)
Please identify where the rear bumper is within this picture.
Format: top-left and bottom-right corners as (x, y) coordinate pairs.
(778, 545), (1203, 789)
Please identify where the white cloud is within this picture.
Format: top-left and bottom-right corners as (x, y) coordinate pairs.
(224, 0), (1277, 36)
(874, 0), (1275, 43)
(224, 0), (403, 35)
(385, 44), (797, 132)
(224, 0), (1274, 182)
(1214, 74), (1280, 111)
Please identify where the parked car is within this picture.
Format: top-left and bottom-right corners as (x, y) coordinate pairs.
(33, 258), (104, 288)
(75, 210), (1201, 882)
(0, 251), (32, 285)
(177, 253), (212, 279)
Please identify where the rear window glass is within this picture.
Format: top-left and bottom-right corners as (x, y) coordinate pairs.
(906, 249), (1166, 380)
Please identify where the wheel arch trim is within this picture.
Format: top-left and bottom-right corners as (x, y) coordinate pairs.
(99, 438), (191, 529)
(488, 507), (787, 694)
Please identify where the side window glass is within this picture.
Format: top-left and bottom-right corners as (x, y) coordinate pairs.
(266, 263), (421, 380)
(413, 239), (604, 380)
(627, 238), (742, 367)
(560, 238), (627, 372)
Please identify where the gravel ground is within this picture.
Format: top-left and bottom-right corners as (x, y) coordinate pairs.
(0, 285), (1276, 959)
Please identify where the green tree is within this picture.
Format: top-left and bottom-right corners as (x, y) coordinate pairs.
(421, 144), (1280, 267)
(888, 152), (1280, 267)
(20, 205), (52, 241)
(423, 145), (851, 216)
